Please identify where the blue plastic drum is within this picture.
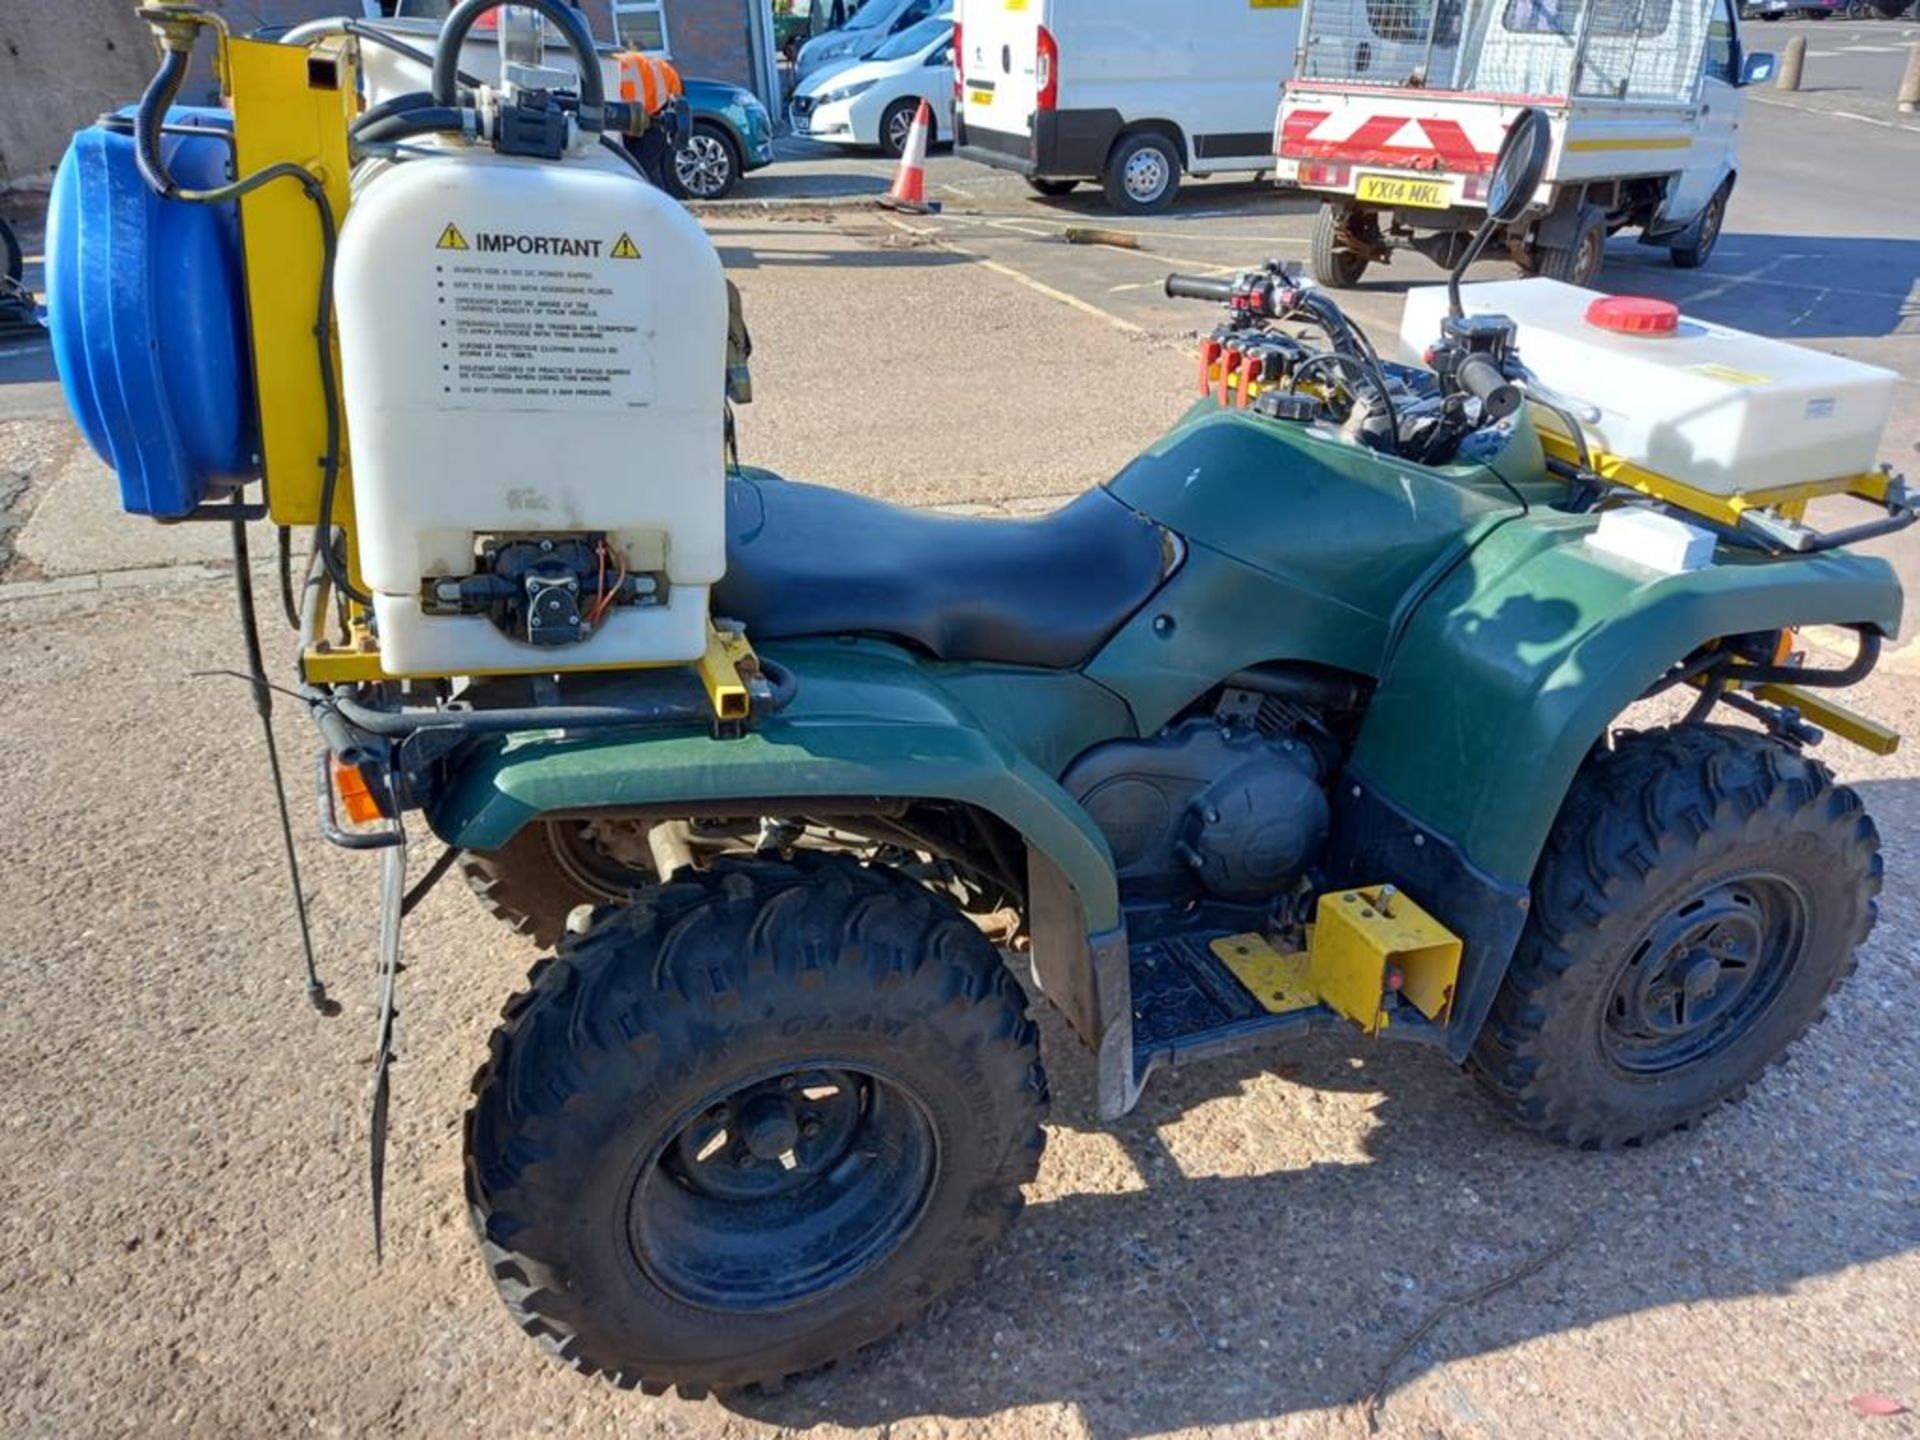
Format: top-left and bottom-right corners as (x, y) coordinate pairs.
(46, 107), (259, 519)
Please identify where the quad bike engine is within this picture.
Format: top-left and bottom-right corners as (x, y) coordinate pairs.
(1062, 689), (1335, 903)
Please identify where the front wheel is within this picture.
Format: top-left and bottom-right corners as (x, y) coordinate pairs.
(670, 122), (741, 200)
(465, 857), (1048, 1394)
(461, 819), (656, 948)
(1669, 182), (1729, 269)
(1471, 726), (1881, 1149)
(878, 98), (926, 159)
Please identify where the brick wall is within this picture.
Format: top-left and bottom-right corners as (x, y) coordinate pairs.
(0, 0), (769, 188)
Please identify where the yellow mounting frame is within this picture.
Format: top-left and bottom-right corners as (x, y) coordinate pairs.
(223, 33), (361, 535)
(1536, 429), (1893, 529)
(301, 612), (759, 727)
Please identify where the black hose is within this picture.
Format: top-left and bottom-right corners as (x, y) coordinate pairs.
(321, 657), (799, 742)
(352, 106), (475, 146)
(277, 526), (301, 630)
(131, 31), (370, 609)
(1227, 663), (1370, 712)
(340, 20), (484, 88)
(431, 0), (604, 114)
(350, 88), (470, 135)
(331, 691), (718, 738)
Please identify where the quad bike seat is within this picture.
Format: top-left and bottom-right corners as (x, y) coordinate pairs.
(714, 473), (1168, 669)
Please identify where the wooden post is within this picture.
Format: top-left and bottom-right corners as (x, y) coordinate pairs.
(1777, 35), (1806, 92)
(1898, 44), (1920, 114)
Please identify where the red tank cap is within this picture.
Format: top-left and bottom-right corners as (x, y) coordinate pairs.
(1585, 295), (1681, 336)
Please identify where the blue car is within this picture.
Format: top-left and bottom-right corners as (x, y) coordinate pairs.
(350, 3), (775, 200)
(673, 78), (777, 200)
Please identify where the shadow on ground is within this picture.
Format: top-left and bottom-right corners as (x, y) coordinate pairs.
(714, 778), (1919, 1437)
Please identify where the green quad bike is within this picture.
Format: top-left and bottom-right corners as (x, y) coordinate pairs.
(49, 5), (1905, 1404)
(368, 112), (1913, 1394)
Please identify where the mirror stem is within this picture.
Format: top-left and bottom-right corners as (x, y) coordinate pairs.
(1449, 215), (1499, 319)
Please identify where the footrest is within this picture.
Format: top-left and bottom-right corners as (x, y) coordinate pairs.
(1129, 928), (1328, 1076)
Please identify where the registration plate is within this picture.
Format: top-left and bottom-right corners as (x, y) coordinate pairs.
(1355, 173), (1452, 209)
(969, 88), (994, 106)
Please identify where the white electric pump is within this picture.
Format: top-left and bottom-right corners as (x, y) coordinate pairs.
(333, 8), (726, 678)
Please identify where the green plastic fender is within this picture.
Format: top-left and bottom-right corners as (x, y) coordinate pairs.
(428, 639), (1134, 932)
(1351, 510), (1905, 889)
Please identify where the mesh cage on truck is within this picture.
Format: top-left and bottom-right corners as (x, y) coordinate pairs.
(1295, 0), (1710, 103)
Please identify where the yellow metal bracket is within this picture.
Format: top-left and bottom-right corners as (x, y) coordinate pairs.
(224, 32), (361, 534)
(698, 624), (755, 724)
(1749, 683), (1900, 756)
(1211, 885), (1464, 1038)
(302, 617), (763, 727)
(1537, 429), (1891, 531)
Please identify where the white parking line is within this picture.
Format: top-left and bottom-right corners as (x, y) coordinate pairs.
(878, 213), (1146, 334)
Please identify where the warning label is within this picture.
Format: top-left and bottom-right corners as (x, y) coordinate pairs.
(433, 239), (652, 412)
(610, 232), (642, 260)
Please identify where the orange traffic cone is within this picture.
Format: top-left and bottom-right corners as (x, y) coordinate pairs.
(877, 100), (940, 215)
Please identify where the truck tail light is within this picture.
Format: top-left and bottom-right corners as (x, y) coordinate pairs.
(953, 21), (964, 100)
(1036, 26), (1059, 112)
(1299, 161), (1350, 188)
(1462, 174), (1489, 202)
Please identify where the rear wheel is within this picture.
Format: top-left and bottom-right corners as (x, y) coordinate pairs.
(1528, 206), (1607, 287)
(1102, 131), (1181, 214)
(1470, 726), (1881, 1148)
(1309, 202), (1372, 288)
(462, 820), (656, 949)
(1026, 177), (1080, 198)
(466, 857), (1048, 1393)
(1669, 182), (1729, 269)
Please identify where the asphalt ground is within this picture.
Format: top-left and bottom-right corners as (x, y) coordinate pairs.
(1, 63), (1919, 1440)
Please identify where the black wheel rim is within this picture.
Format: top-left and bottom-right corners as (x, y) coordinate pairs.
(1696, 193), (1724, 258)
(541, 820), (651, 901)
(1601, 874), (1806, 1075)
(628, 1065), (939, 1312)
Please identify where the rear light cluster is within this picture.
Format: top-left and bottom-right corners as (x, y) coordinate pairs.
(1036, 25), (1059, 112)
(1298, 161), (1350, 188)
(953, 21), (963, 103)
(1461, 174), (1489, 202)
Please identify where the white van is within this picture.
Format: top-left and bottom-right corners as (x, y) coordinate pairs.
(954, 0), (1302, 213)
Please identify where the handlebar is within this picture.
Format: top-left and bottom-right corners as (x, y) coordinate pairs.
(1165, 274), (1236, 303)
(1456, 353), (1522, 422)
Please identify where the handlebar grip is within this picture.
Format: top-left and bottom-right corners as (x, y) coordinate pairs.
(1457, 352), (1522, 422)
(1165, 274), (1236, 303)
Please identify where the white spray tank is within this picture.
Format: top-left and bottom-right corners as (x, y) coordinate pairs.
(1399, 279), (1898, 496)
(334, 10), (725, 678)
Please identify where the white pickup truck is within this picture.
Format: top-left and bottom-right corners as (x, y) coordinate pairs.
(1273, 0), (1778, 287)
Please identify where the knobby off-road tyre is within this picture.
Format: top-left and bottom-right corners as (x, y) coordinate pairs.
(465, 856), (1048, 1394)
(461, 820), (656, 949)
(1470, 726), (1881, 1149)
